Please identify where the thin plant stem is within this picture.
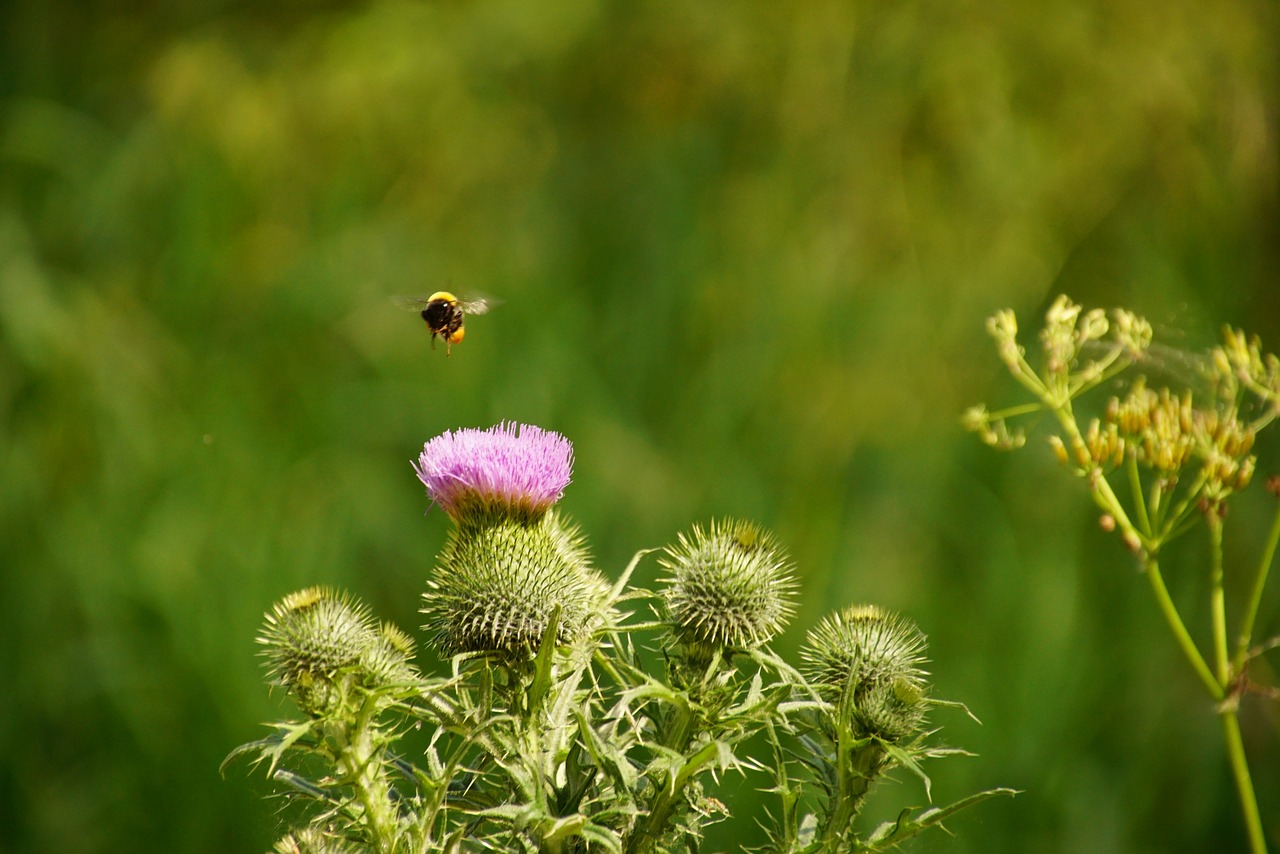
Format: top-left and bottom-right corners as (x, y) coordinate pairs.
(1235, 499), (1280, 670)
(1142, 556), (1224, 702)
(1158, 469), (1211, 542)
(1221, 709), (1268, 854)
(1043, 401), (1142, 541)
(1209, 514), (1230, 685)
(1126, 454), (1151, 535)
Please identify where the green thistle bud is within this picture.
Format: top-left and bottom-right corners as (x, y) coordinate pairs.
(258, 587), (382, 716)
(422, 511), (601, 657)
(802, 605), (929, 742)
(359, 622), (420, 687)
(659, 519), (796, 652)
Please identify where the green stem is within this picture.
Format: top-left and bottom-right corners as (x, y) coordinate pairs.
(1235, 499), (1280, 671)
(1157, 469), (1210, 543)
(817, 740), (883, 851)
(1221, 709), (1268, 854)
(627, 699), (698, 854)
(1209, 514), (1230, 686)
(1126, 454), (1151, 535)
(1142, 556), (1224, 701)
(336, 699), (398, 850)
(1043, 401), (1147, 545)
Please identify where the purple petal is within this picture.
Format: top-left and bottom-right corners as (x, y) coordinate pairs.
(414, 422), (573, 520)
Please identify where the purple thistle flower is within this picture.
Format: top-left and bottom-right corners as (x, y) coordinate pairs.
(414, 423), (573, 523)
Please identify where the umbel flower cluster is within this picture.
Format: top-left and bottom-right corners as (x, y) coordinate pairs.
(965, 295), (1280, 854)
(229, 422), (1012, 853)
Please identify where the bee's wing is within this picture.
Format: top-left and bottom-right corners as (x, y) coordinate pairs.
(458, 297), (497, 316)
(391, 295), (433, 312)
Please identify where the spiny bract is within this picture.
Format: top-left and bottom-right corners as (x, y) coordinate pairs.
(421, 511), (602, 656)
(659, 519), (797, 651)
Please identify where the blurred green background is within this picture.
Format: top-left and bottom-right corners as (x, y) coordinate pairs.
(2, 0), (1278, 851)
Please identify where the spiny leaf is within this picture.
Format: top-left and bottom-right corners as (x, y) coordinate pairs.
(220, 720), (317, 778)
(880, 740), (933, 801)
(863, 787), (1019, 850)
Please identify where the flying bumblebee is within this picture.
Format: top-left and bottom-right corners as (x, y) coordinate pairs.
(394, 291), (495, 356)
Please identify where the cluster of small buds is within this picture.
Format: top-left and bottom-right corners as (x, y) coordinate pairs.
(415, 423), (603, 657)
(1100, 379), (1257, 495)
(1039, 296), (1109, 376)
(258, 587), (418, 717)
(1107, 382), (1197, 474)
(1215, 327), (1280, 410)
(801, 605), (930, 742)
(961, 405), (1027, 451)
(1111, 308), (1154, 356)
(659, 519), (797, 654)
(1082, 418), (1125, 471)
(985, 309), (1023, 370)
(1038, 297), (1079, 376)
(1219, 328), (1270, 386)
(1195, 411), (1256, 497)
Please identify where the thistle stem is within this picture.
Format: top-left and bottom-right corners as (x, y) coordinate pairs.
(627, 700), (698, 854)
(335, 698), (398, 850)
(817, 740), (883, 850)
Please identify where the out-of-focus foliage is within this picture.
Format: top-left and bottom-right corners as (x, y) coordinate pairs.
(0, 1), (1275, 852)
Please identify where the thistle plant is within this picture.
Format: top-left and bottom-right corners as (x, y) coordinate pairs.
(966, 295), (1280, 854)
(228, 422), (1013, 852)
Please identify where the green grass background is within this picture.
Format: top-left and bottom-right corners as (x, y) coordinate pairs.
(2, 1), (1278, 851)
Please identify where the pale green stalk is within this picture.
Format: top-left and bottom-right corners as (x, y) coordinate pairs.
(1140, 555), (1223, 701)
(1209, 515), (1229, 686)
(1222, 711), (1267, 854)
(1235, 500), (1280, 671)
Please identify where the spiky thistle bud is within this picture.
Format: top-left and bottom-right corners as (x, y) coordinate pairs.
(258, 587), (389, 716)
(413, 422), (573, 525)
(422, 511), (603, 657)
(802, 605), (930, 742)
(659, 519), (797, 653)
(359, 622), (420, 687)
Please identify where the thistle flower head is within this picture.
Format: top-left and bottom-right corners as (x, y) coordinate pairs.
(421, 511), (603, 657)
(659, 519), (797, 652)
(258, 587), (390, 716)
(414, 422), (573, 524)
(802, 605), (930, 742)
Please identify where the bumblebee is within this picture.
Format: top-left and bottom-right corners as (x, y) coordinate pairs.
(395, 291), (494, 355)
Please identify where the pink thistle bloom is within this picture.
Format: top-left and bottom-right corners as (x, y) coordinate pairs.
(414, 423), (573, 523)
